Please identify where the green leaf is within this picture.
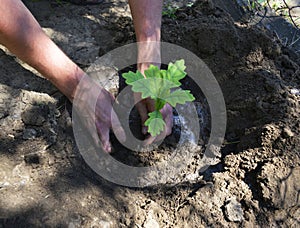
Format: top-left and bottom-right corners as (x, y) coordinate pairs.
(144, 65), (161, 78)
(162, 89), (195, 107)
(131, 78), (177, 100)
(144, 111), (166, 136)
(122, 70), (144, 85)
(121, 59), (195, 137)
(165, 59), (187, 86)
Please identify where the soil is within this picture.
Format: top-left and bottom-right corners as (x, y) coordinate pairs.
(1, 0), (300, 227)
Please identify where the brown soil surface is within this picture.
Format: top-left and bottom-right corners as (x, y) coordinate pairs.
(0, 0), (299, 227)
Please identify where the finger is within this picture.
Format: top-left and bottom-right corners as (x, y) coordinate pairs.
(111, 109), (126, 143)
(134, 93), (150, 134)
(164, 111), (173, 136)
(139, 98), (155, 135)
(155, 125), (168, 143)
(146, 98), (155, 112)
(143, 135), (157, 146)
(161, 104), (173, 136)
(96, 122), (112, 153)
(143, 132), (166, 146)
(143, 125), (168, 146)
(135, 102), (149, 135)
(76, 111), (102, 150)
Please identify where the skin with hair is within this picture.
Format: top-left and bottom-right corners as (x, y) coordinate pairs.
(129, 0), (173, 144)
(0, 0), (172, 152)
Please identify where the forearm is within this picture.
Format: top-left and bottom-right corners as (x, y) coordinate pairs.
(0, 0), (84, 100)
(128, 0), (163, 73)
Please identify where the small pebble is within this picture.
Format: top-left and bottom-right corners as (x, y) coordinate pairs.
(48, 156), (55, 166)
(290, 88), (300, 96)
(98, 220), (111, 228)
(283, 127), (294, 138)
(23, 128), (37, 140)
(225, 198), (244, 222)
(7, 134), (15, 139)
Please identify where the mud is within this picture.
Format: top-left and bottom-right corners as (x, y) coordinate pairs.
(0, 0), (299, 227)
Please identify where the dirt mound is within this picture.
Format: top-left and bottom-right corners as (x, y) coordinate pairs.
(0, 0), (299, 227)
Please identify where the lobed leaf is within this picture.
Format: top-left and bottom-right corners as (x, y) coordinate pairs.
(144, 111), (165, 136)
(122, 70), (144, 85)
(121, 59), (195, 137)
(165, 59), (187, 86)
(162, 89), (195, 107)
(144, 65), (161, 78)
(131, 78), (177, 100)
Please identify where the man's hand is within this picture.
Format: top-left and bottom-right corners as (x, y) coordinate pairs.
(73, 75), (125, 153)
(134, 92), (173, 144)
(128, 0), (168, 143)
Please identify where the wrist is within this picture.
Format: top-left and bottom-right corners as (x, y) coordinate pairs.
(137, 41), (161, 74)
(52, 65), (85, 102)
(138, 62), (161, 75)
(66, 67), (85, 102)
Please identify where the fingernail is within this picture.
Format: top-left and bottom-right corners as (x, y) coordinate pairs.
(104, 143), (112, 153)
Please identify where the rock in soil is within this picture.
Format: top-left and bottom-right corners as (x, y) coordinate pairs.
(225, 198), (244, 222)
